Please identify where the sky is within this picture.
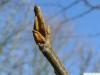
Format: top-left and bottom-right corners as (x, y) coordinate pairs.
(0, 0), (100, 75)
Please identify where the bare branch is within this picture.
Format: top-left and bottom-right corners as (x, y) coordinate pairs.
(46, 0), (81, 21)
(82, 0), (100, 9)
(0, 0), (11, 7)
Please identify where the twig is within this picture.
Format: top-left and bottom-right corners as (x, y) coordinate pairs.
(32, 5), (69, 75)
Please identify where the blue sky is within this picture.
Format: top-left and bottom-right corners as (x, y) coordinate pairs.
(0, 0), (100, 75)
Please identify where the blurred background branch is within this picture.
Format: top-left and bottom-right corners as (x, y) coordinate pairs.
(0, 0), (100, 75)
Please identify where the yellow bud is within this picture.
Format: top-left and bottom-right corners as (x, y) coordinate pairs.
(33, 30), (45, 43)
(47, 25), (51, 34)
(34, 16), (39, 31)
(34, 5), (41, 16)
(34, 5), (46, 36)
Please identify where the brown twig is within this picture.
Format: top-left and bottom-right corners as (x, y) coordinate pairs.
(32, 5), (69, 75)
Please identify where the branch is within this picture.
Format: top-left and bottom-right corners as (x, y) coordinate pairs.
(0, 0), (11, 7)
(32, 5), (69, 75)
(60, 7), (94, 24)
(82, 0), (100, 9)
(46, 0), (80, 21)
